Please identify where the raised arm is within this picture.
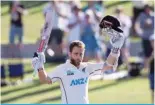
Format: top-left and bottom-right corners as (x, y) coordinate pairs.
(38, 68), (52, 84)
(31, 8), (54, 83)
(32, 52), (60, 84)
(32, 52), (52, 84)
(100, 28), (125, 72)
(102, 48), (121, 72)
(87, 16), (125, 75)
(87, 32), (124, 74)
(99, 15), (125, 72)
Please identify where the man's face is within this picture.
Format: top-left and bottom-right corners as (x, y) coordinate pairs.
(73, 8), (80, 15)
(145, 7), (151, 14)
(69, 46), (85, 67)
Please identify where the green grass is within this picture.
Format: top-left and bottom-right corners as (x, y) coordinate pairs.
(1, 68), (151, 104)
(1, 60), (152, 104)
(1, 58), (152, 104)
(89, 78), (151, 104)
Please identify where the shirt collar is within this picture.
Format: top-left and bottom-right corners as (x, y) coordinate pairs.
(66, 59), (83, 69)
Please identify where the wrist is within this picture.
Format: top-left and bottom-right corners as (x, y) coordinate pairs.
(111, 47), (120, 54)
(105, 50), (120, 71)
(38, 68), (44, 72)
(110, 48), (120, 60)
(37, 63), (44, 72)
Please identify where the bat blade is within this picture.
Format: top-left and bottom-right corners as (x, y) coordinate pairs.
(37, 9), (53, 52)
(33, 11), (52, 76)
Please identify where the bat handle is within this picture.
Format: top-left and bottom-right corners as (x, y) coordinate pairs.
(37, 40), (46, 52)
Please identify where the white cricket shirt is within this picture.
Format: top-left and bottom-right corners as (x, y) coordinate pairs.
(48, 60), (104, 104)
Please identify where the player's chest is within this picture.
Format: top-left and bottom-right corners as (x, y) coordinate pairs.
(62, 68), (88, 86)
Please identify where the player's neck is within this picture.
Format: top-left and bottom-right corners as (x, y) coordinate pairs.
(70, 62), (80, 69)
(72, 63), (80, 69)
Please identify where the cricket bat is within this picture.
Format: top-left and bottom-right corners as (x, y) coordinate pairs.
(38, 10), (53, 52)
(33, 11), (53, 76)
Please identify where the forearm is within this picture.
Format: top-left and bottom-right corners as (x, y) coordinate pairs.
(102, 48), (120, 72)
(16, 7), (24, 13)
(99, 15), (125, 72)
(17, 7), (28, 15)
(135, 22), (143, 36)
(38, 68), (52, 84)
(94, 12), (100, 22)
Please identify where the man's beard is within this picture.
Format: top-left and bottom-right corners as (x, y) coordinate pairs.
(70, 58), (81, 67)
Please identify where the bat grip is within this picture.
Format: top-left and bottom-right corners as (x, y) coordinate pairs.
(37, 40), (46, 52)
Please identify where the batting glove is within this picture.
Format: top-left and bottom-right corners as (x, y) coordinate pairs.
(32, 52), (45, 75)
(109, 29), (126, 49)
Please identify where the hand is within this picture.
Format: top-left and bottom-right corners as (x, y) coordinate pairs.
(32, 52), (45, 73)
(109, 29), (126, 49)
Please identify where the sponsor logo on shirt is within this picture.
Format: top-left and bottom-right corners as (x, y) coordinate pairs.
(70, 77), (88, 86)
(67, 70), (74, 76)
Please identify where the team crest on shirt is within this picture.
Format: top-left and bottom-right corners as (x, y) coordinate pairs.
(82, 67), (86, 73)
(67, 70), (74, 76)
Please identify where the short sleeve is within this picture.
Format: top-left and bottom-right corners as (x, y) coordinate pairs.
(48, 66), (61, 83)
(86, 62), (104, 75)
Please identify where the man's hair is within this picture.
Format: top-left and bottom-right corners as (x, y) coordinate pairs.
(69, 40), (85, 52)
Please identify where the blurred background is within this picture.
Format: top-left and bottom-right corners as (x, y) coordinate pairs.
(1, 0), (154, 104)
